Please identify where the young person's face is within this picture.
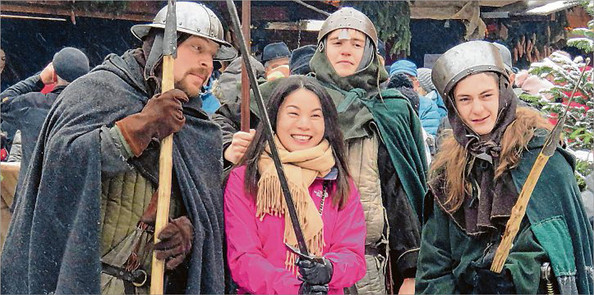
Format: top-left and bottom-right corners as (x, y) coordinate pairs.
(276, 88), (325, 152)
(325, 29), (366, 77)
(174, 35), (218, 97)
(265, 57), (290, 80)
(453, 73), (500, 136)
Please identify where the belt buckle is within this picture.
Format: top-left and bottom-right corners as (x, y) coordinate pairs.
(132, 269), (148, 287)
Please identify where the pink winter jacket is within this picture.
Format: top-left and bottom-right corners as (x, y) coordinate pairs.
(224, 166), (366, 294)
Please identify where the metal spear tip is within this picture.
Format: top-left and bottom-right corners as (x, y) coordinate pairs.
(543, 115), (565, 157)
(163, 0), (177, 57)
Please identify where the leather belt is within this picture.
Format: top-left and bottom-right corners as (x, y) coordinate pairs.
(101, 262), (149, 293)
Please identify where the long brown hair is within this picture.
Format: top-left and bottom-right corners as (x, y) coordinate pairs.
(430, 107), (553, 213)
(237, 76), (351, 209)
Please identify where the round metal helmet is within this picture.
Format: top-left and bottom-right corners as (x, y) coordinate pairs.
(432, 41), (509, 97)
(317, 7), (378, 49)
(131, 2), (237, 61)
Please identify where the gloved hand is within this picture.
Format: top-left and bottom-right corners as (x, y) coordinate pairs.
(116, 89), (188, 157)
(472, 262), (515, 294)
(154, 216), (194, 270)
(296, 257), (333, 285)
(299, 282), (329, 295)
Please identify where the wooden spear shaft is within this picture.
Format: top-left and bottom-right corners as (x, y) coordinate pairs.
(490, 152), (552, 272)
(490, 58), (590, 273)
(150, 55), (175, 294)
(151, 0), (176, 293)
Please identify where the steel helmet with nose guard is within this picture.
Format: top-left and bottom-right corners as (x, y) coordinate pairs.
(131, 1), (237, 61)
(317, 7), (378, 50)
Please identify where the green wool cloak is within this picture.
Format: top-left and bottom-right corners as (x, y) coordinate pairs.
(417, 132), (593, 294)
(511, 133), (593, 294)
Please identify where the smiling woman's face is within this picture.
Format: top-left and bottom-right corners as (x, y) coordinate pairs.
(453, 72), (500, 136)
(276, 87), (325, 152)
(325, 29), (366, 77)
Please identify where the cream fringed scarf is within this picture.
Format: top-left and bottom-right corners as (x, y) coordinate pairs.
(257, 136), (335, 273)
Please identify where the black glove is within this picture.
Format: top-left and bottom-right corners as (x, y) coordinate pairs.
(296, 257), (333, 285)
(299, 282), (329, 295)
(154, 216), (194, 270)
(472, 262), (516, 294)
(116, 89), (188, 157)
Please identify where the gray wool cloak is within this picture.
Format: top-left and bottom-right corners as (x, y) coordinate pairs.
(1, 50), (225, 294)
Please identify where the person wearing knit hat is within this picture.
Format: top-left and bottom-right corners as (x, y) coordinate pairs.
(389, 59), (424, 96)
(417, 67), (447, 119)
(389, 61), (441, 137)
(52, 47), (90, 83)
(389, 59), (417, 77)
(261, 42), (291, 80)
(416, 68), (435, 94)
(289, 44), (316, 75)
(0, 46), (90, 185)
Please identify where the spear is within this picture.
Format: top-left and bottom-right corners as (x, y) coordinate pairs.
(490, 58), (591, 273)
(151, 0), (176, 293)
(240, 0), (250, 131)
(225, 0), (310, 256)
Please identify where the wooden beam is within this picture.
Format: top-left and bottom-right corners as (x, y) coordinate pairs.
(266, 21), (304, 31)
(0, 1), (158, 22)
(479, 0), (523, 8)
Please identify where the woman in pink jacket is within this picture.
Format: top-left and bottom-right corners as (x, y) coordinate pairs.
(224, 76), (366, 294)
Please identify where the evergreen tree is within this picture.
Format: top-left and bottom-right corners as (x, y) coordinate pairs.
(527, 9), (594, 190)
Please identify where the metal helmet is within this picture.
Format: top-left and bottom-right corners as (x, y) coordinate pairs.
(317, 7), (378, 49)
(131, 2), (237, 61)
(432, 41), (508, 98)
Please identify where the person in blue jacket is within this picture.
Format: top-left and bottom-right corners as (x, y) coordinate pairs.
(389, 60), (441, 136)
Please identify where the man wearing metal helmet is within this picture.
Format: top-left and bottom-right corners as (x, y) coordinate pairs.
(1, 2), (236, 294)
(214, 7), (426, 295)
(417, 41), (593, 294)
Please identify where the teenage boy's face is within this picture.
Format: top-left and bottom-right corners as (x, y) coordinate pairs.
(453, 73), (500, 137)
(325, 29), (366, 77)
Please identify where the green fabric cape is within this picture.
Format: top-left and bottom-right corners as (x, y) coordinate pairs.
(360, 89), (428, 221)
(418, 132), (593, 294)
(511, 133), (594, 294)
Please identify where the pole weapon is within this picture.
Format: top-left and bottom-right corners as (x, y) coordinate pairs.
(491, 58), (591, 272)
(240, 0), (251, 131)
(151, 0), (176, 293)
(226, 0), (310, 256)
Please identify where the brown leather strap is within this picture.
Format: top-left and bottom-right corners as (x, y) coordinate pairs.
(139, 190), (159, 226)
(101, 262), (149, 291)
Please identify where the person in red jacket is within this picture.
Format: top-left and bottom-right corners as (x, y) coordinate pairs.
(224, 76), (366, 294)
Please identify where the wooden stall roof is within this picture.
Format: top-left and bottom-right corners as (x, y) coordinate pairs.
(0, 1), (163, 22)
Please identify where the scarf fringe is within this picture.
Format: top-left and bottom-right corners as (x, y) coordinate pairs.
(257, 174), (325, 274)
